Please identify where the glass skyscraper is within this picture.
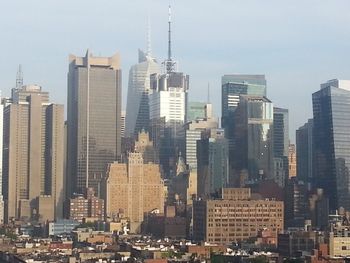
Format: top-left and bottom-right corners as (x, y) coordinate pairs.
(273, 107), (289, 187)
(312, 79), (350, 211)
(125, 50), (160, 137)
(221, 75), (267, 173)
(187, 101), (207, 122)
(221, 74), (267, 123)
(233, 96), (274, 184)
(296, 119), (313, 183)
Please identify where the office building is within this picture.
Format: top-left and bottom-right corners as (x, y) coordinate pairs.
(187, 101), (207, 122)
(221, 75), (266, 153)
(296, 119), (313, 183)
(278, 231), (319, 257)
(69, 188), (104, 222)
(273, 107), (289, 158)
(149, 72), (189, 126)
(3, 85), (64, 222)
(134, 130), (158, 163)
(120, 110), (126, 138)
(221, 74), (267, 121)
(183, 104), (217, 170)
(148, 7), (189, 177)
(67, 50), (122, 196)
(125, 49), (160, 137)
(232, 96), (274, 185)
(288, 144), (297, 178)
(329, 225), (350, 258)
(284, 178), (309, 228)
(0, 96), (3, 224)
(309, 188), (329, 230)
(168, 156), (197, 205)
(273, 107), (289, 187)
(193, 188), (284, 245)
(197, 129), (229, 198)
(312, 79), (350, 211)
(105, 152), (164, 233)
(48, 219), (80, 236)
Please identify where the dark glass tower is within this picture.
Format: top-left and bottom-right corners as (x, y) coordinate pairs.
(296, 119), (313, 183)
(273, 107), (289, 187)
(232, 96), (274, 185)
(221, 75), (267, 185)
(312, 79), (350, 211)
(67, 50), (122, 197)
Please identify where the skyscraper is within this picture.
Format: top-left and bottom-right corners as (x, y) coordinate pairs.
(184, 104), (218, 170)
(288, 144), (297, 178)
(273, 107), (289, 187)
(221, 74), (267, 128)
(312, 79), (350, 211)
(120, 110), (126, 138)
(296, 119), (313, 183)
(197, 129), (229, 198)
(0, 95), (4, 224)
(232, 96), (274, 185)
(3, 85), (64, 222)
(67, 50), (122, 197)
(273, 107), (289, 157)
(187, 101), (207, 122)
(148, 6), (189, 177)
(125, 49), (160, 137)
(221, 74), (267, 180)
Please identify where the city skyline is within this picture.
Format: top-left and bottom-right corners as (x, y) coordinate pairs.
(1, 1), (350, 141)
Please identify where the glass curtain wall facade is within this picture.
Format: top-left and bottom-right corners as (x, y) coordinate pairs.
(233, 96), (274, 184)
(296, 119), (313, 183)
(312, 79), (350, 211)
(187, 101), (206, 122)
(125, 50), (160, 137)
(273, 107), (289, 187)
(221, 75), (267, 181)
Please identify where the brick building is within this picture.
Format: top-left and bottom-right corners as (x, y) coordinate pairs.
(193, 188), (284, 245)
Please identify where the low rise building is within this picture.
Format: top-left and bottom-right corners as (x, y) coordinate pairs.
(193, 188), (284, 245)
(329, 225), (350, 258)
(278, 230), (322, 257)
(69, 188), (104, 222)
(48, 219), (80, 236)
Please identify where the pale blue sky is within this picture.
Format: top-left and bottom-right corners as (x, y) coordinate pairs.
(1, 0), (350, 141)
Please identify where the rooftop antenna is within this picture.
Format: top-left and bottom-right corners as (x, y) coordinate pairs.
(168, 5), (172, 62)
(207, 82), (210, 103)
(16, 64), (23, 89)
(165, 5), (176, 73)
(146, 14), (152, 56)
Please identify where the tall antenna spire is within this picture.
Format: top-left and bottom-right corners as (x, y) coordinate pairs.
(146, 14), (152, 56)
(16, 64), (23, 89)
(168, 5), (172, 61)
(165, 5), (176, 73)
(207, 82), (210, 103)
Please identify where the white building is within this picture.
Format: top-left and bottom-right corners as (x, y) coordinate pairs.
(149, 72), (189, 125)
(125, 50), (160, 137)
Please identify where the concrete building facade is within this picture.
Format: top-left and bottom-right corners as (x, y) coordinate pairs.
(193, 188), (284, 245)
(3, 85), (64, 222)
(105, 152), (164, 233)
(67, 50), (122, 196)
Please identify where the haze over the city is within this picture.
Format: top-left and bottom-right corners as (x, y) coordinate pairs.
(1, 0), (350, 140)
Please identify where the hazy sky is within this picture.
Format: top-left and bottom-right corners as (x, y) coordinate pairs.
(1, 0), (350, 141)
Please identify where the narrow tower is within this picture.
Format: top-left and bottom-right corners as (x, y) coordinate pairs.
(164, 5), (176, 73)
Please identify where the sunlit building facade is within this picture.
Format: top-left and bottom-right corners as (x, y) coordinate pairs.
(312, 79), (350, 211)
(125, 50), (160, 137)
